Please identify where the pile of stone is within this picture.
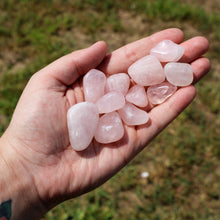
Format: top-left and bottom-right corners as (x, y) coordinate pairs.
(67, 40), (193, 151)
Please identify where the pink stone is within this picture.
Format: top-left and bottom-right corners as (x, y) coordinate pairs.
(164, 62), (193, 86)
(147, 82), (177, 105)
(96, 91), (125, 113)
(150, 40), (184, 62)
(128, 55), (165, 86)
(83, 69), (106, 103)
(105, 73), (130, 95)
(118, 102), (149, 126)
(94, 112), (124, 144)
(67, 102), (99, 151)
(126, 85), (148, 107)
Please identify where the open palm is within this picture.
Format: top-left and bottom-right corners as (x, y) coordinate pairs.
(2, 28), (210, 212)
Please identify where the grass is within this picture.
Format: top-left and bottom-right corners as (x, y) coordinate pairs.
(0, 0), (220, 219)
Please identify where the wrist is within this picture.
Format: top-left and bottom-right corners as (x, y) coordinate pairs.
(0, 134), (47, 220)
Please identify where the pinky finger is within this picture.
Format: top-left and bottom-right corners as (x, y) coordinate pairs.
(191, 57), (211, 84)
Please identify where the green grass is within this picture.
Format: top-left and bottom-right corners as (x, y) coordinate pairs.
(0, 0), (220, 219)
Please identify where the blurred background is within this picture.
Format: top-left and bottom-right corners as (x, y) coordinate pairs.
(0, 0), (219, 219)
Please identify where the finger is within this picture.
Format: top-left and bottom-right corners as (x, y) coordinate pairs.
(191, 57), (211, 83)
(180, 36), (209, 63)
(99, 28), (184, 74)
(136, 85), (196, 150)
(37, 41), (107, 86)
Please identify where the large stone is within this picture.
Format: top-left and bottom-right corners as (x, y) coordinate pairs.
(83, 69), (106, 103)
(67, 102), (99, 151)
(95, 112), (124, 144)
(150, 40), (184, 62)
(164, 62), (193, 86)
(118, 102), (149, 126)
(105, 73), (130, 95)
(126, 85), (148, 107)
(147, 82), (177, 105)
(96, 91), (125, 113)
(128, 55), (165, 86)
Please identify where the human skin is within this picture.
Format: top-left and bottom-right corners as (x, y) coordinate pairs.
(0, 28), (210, 219)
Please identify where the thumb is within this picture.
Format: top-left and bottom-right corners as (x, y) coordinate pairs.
(36, 41), (107, 86)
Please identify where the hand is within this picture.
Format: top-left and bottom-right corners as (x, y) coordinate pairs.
(0, 28), (210, 219)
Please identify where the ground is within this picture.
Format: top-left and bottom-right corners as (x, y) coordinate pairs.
(0, 1), (219, 219)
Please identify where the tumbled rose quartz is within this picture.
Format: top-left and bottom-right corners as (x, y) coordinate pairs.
(118, 102), (149, 126)
(95, 112), (124, 144)
(83, 69), (106, 103)
(147, 82), (177, 105)
(67, 102), (99, 151)
(128, 55), (165, 86)
(125, 85), (148, 107)
(96, 91), (125, 113)
(164, 62), (193, 87)
(150, 40), (184, 62)
(105, 73), (130, 95)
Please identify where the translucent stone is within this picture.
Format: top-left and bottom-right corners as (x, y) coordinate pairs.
(94, 112), (124, 144)
(128, 55), (165, 86)
(164, 62), (193, 87)
(118, 102), (149, 126)
(150, 40), (184, 62)
(126, 85), (148, 107)
(83, 69), (106, 103)
(105, 73), (130, 95)
(147, 82), (177, 105)
(67, 102), (99, 151)
(96, 91), (125, 113)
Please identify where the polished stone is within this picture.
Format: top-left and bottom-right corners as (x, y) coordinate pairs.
(105, 73), (130, 95)
(147, 82), (177, 104)
(96, 91), (125, 113)
(83, 69), (106, 103)
(95, 112), (124, 144)
(118, 102), (149, 126)
(67, 102), (99, 151)
(126, 85), (148, 107)
(128, 55), (165, 86)
(150, 40), (184, 62)
(164, 62), (193, 86)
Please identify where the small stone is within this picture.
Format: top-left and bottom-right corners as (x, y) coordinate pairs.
(118, 102), (149, 126)
(126, 85), (148, 107)
(83, 69), (106, 103)
(164, 62), (193, 86)
(128, 55), (165, 86)
(67, 102), (99, 151)
(141, 171), (149, 178)
(96, 91), (125, 113)
(94, 112), (124, 144)
(105, 73), (130, 95)
(150, 40), (184, 62)
(147, 82), (177, 105)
